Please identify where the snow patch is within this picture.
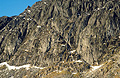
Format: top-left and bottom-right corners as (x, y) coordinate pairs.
(24, 13), (26, 15)
(62, 61), (64, 63)
(44, 2), (47, 4)
(109, 9), (112, 11)
(13, 18), (16, 20)
(0, 62), (30, 70)
(32, 66), (45, 69)
(25, 49), (29, 52)
(69, 50), (76, 54)
(19, 15), (24, 17)
(94, 8), (101, 11)
(37, 26), (41, 28)
(2, 36), (4, 38)
(72, 72), (77, 74)
(61, 44), (65, 47)
(27, 18), (32, 20)
(91, 64), (104, 71)
(75, 60), (82, 63)
(0, 62), (45, 70)
(28, 10), (31, 13)
(97, 8), (100, 10)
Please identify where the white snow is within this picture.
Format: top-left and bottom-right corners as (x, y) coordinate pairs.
(94, 8), (101, 11)
(108, 60), (111, 62)
(32, 66), (45, 69)
(37, 26), (41, 28)
(2, 36), (4, 38)
(75, 60), (82, 63)
(72, 72), (77, 74)
(97, 8), (100, 10)
(28, 10), (31, 13)
(19, 15), (24, 17)
(13, 18), (16, 20)
(25, 49), (29, 52)
(24, 13), (26, 15)
(91, 64), (104, 71)
(0, 62), (7, 66)
(109, 9), (112, 11)
(0, 62), (31, 70)
(0, 62), (45, 70)
(44, 2), (46, 4)
(27, 18), (32, 20)
(69, 50), (76, 54)
(27, 18), (29, 20)
(61, 44), (65, 46)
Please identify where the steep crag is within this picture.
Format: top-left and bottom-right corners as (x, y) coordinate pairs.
(0, 0), (120, 78)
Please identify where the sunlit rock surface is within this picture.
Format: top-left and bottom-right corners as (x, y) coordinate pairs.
(0, 0), (120, 78)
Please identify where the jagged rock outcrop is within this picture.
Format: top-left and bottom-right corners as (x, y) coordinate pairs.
(0, 0), (120, 78)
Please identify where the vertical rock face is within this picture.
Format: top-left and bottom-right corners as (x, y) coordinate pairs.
(0, 0), (120, 78)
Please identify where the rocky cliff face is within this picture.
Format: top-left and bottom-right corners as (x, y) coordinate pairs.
(0, 0), (120, 78)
